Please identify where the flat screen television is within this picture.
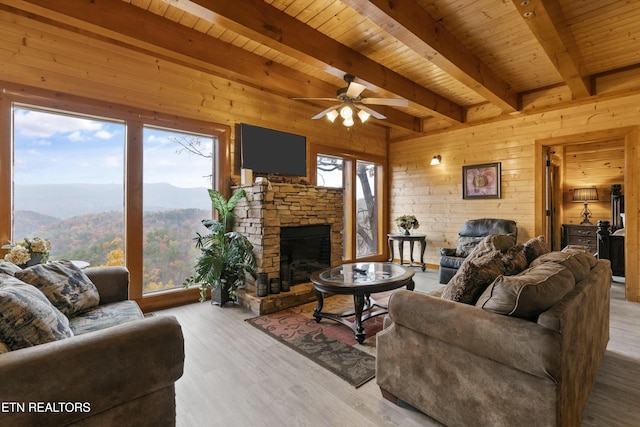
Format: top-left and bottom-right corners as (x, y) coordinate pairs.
(240, 123), (307, 177)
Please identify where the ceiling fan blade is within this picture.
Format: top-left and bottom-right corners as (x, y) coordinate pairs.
(311, 104), (343, 120)
(346, 82), (367, 98)
(357, 104), (386, 120)
(360, 97), (409, 107)
(293, 97), (340, 102)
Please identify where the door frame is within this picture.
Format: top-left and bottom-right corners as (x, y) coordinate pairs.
(535, 126), (639, 302)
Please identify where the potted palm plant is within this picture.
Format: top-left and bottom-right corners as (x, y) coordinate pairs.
(184, 188), (257, 305)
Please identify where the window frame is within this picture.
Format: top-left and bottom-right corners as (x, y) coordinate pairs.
(310, 143), (388, 263)
(0, 82), (230, 311)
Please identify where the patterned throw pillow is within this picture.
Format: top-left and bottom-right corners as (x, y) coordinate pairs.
(0, 276), (74, 351)
(0, 260), (22, 276)
(15, 260), (100, 317)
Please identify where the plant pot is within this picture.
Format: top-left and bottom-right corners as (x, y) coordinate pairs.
(211, 282), (233, 306)
(19, 252), (44, 268)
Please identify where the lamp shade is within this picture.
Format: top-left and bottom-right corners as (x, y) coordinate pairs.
(573, 187), (599, 202)
(326, 109), (339, 123)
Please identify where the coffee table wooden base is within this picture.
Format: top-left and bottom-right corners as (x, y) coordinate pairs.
(312, 279), (415, 344)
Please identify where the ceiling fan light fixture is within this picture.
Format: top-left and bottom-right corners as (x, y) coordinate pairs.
(326, 109), (339, 123)
(340, 105), (353, 119)
(343, 117), (354, 127)
(357, 109), (371, 123)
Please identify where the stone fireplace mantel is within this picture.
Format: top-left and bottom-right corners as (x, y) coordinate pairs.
(233, 182), (344, 314)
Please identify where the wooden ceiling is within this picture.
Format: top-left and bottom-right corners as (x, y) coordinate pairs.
(7, 0), (640, 134)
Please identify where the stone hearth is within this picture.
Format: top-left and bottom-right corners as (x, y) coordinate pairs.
(233, 182), (343, 314)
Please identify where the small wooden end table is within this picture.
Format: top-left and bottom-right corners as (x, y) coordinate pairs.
(387, 233), (427, 271)
(310, 262), (415, 344)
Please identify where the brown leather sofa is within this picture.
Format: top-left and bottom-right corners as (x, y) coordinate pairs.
(439, 218), (517, 283)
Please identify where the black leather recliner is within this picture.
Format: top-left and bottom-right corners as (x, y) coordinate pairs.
(439, 218), (517, 284)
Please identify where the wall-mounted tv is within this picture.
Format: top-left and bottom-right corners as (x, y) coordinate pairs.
(240, 123), (307, 177)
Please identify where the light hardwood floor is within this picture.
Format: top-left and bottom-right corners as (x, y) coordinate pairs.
(159, 271), (640, 427)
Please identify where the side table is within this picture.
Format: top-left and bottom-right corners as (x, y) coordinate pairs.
(387, 234), (426, 271)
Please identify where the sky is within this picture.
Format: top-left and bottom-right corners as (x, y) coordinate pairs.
(12, 107), (213, 188)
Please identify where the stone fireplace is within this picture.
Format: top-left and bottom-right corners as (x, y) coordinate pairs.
(233, 182), (343, 314)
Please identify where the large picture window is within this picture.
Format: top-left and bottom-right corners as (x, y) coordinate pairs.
(12, 106), (126, 266)
(142, 126), (215, 294)
(3, 90), (228, 310)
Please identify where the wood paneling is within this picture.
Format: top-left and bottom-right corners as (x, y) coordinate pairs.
(0, 8), (386, 309)
(2, 5), (640, 302)
(390, 99), (640, 302)
(0, 8), (387, 164)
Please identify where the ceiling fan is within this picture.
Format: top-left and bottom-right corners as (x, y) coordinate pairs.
(295, 74), (408, 126)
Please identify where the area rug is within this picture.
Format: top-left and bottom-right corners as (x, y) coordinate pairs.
(246, 292), (393, 388)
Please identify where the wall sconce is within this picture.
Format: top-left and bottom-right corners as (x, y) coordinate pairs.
(573, 187), (599, 224)
(430, 155), (441, 165)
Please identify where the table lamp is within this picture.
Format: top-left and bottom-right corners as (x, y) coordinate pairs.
(573, 187), (599, 224)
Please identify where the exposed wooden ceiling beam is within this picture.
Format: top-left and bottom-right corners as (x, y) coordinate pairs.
(341, 0), (519, 113)
(513, 0), (591, 98)
(11, 0), (419, 131)
(183, 0), (464, 123)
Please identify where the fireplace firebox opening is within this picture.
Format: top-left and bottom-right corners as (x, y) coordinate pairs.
(280, 224), (331, 286)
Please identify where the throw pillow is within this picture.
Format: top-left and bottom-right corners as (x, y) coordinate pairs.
(529, 251), (597, 282)
(522, 235), (549, 264)
(476, 262), (576, 321)
(0, 276), (74, 350)
(441, 251), (505, 304)
(0, 260), (22, 276)
(15, 260), (100, 317)
(455, 236), (484, 257)
(502, 244), (528, 275)
(466, 233), (516, 261)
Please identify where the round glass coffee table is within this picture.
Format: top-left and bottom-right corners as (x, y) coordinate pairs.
(310, 262), (415, 344)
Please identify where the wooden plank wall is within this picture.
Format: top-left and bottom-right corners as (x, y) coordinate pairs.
(390, 97), (640, 302)
(0, 8), (387, 170)
(1, 7), (639, 302)
(0, 8), (387, 310)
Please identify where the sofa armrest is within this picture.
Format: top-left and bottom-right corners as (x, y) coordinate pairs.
(440, 247), (457, 256)
(84, 266), (129, 304)
(0, 315), (184, 426)
(386, 290), (561, 380)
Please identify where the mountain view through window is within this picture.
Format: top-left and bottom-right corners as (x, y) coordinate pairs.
(12, 106), (214, 294)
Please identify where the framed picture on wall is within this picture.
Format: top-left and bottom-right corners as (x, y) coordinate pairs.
(462, 162), (501, 199)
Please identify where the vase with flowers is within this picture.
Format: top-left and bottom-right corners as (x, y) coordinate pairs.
(2, 237), (51, 268)
(395, 215), (420, 235)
